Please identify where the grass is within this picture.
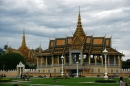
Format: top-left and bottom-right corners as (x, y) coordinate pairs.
(0, 77), (127, 86)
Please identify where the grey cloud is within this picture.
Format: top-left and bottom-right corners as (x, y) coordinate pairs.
(0, 0), (130, 60)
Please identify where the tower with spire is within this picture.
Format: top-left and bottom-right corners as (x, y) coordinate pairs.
(19, 29), (28, 60)
(72, 6), (86, 49)
(6, 29), (37, 65)
(73, 6), (86, 38)
(19, 29), (28, 51)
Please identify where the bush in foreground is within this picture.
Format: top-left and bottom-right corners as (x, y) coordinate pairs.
(0, 78), (11, 82)
(95, 80), (116, 83)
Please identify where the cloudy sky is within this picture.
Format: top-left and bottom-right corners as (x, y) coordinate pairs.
(0, 0), (130, 60)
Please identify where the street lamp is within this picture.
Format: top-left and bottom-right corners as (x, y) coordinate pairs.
(61, 55), (64, 77)
(102, 47), (108, 80)
(76, 61), (79, 77)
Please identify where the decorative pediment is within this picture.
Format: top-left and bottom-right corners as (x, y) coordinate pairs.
(71, 35), (84, 49)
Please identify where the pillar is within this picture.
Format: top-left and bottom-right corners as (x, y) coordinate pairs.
(64, 56), (66, 64)
(95, 56), (97, 65)
(100, 56), (103, 66)
(89, 55), (91, 65)
(69, 52), (72, 65)
(108, 56), (110, 67)
(80, 51), (83, 64)
(37, 57), (39, 67)
(46, 56), (48, 67)
(52, 56), (54, 66)
(118, 56), (121, 66)
(41, 57), (42, 66)
(58, 55), (59, 65)
(114, 55), (116, 66)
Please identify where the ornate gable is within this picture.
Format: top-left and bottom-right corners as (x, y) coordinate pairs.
(71, 35), (84, 49)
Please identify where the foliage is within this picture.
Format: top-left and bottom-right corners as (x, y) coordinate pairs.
(122, 59), (130, 68)
(35, 47), (40, 52)
(0, 48), (5, 55)
(25, 64), (36, 69)
(0, 53), (26, 70)
(4, 45), (8, 50)
(0, 78), (11, 82)
(95, 80), (116, 83)
(91, 58), (94, 63)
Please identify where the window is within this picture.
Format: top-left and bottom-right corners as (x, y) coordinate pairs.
(38, 70), (40, 73)
(60, 68), (62, 73)
(54, 69), (56, 73)
(48, 70), (50, 73)
(116, 69), (118, 73)
(111, 69), (113, 73)
(42, 70), (44, 73)
(92, 68), (94, 73)
(98, 68), (100, 73)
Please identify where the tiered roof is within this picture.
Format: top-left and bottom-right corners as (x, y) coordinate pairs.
(38, 9), (124, 57)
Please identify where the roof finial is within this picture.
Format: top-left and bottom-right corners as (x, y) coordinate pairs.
(111, 34), (112, 38)
(23, 28), (25, 36)
(104, 33), (106, 37)
(39, 41), (41, 49)
(49, 37), (50, 40)
(92, 32), (94, 36)
(39, 41), (42, 53)
(79, 6), (80, 14)
(78, 6), (81, 21)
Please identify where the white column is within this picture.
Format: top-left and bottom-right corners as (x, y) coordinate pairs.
(80, 51), (83, 64)
(69, 52), (72, 65)
(100, 56), (103, 66)
(89, 55), (90, 65)
(76, 61), (79, 77)
(95, 56), (97, 65)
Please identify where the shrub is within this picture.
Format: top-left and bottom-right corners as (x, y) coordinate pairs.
(95, 80), (116, 83)
(0, 78), (11, 82)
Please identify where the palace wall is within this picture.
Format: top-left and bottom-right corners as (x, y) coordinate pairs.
(0, 68), (129, 77)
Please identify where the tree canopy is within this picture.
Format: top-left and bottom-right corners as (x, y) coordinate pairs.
(0, 52), (26, 70)
(122, 59), (130, 69)
(0, 48), (5, 55)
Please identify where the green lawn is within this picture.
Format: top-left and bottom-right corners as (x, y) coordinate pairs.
(0, 77), (127, 86)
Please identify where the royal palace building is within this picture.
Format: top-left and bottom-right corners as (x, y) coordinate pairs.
(6, 30), (37, 66)
(36, 10), (124, 76)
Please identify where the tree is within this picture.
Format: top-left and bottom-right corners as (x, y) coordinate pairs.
(0, 53), (26, 70)
(0, 48), (5, 55)
(4, 45), (8, 50)
(122, 59), (130, 69)
(35, 47), (39, 52)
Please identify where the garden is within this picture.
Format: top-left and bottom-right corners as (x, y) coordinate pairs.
(0, 76), (127, 86)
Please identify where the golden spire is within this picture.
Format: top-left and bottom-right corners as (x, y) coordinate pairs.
(22, 29), (26, 47)
(73, 6), (86, 37)
(39, 41), (42, 53)
(19, 29), (28, 50)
